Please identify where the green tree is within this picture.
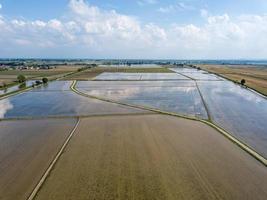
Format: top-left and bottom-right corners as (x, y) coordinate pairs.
(241, 79), (246, 86)
(42, 77), (48, 84)
(17, 75), (26, 83)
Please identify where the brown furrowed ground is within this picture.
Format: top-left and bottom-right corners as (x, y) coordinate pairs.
(35, 114), (267, 200)
(197, 64), (267, 96)
(0, 118), (77, 200)
(64, 67), (173, 80)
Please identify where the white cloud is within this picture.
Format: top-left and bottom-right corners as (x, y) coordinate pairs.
(47, 19), (63, 31)
(137, 0), (158, 6)
(0, 99), (13, 118)
(158, 5), (174, 13)
(0, 0), (267, 59)
(158, 2), (195, 13)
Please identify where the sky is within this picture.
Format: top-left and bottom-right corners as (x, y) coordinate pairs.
(0, 0), (267, 59)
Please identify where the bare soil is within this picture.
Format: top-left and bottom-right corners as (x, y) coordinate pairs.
(0, 118), (77, 200)
(35, 114), (267, 200)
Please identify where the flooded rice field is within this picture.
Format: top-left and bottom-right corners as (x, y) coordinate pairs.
(1, 71), (267, 159)
(80, 70), (267, 159)
(169, 68), (223, 80)
(169, 68), (202, 73)
(0, 81), (149, 119)
(198, 81), (267, 158)
(94, 72), (189, 80)
(76, 81), (208, 119)
(183, 73), (222, 80)
(1, 69), (267, 200)
(98, 64), (161, 68)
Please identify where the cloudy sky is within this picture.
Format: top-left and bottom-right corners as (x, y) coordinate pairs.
(0, 0), (267, 59)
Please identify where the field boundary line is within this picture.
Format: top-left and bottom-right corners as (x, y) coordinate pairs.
(27, 118), (80, 200)
(200, 120), (267, 166)
(195, 82), (212, 121)
(71, 80), (267, 167)
(168, 68), (212, 120)
(0, 112), (156, 121)
(168, 69), (195, 81)
(71, 81), (199, 121)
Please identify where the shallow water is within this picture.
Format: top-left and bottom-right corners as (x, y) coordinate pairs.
(77, 81), (208, 119)
(181, 73), (222, 80)
(169, 68), (222, 80)
(198, 81), (267, 158)
(98, 64), (161, 68)
(94, 73), (189, 80)
(0, 81), (147, 119)
(169, 68), (201, 73)
(78, 80), (196, 88)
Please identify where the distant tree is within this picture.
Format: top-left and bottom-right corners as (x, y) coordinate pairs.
(197, 67), (201, 70)
(17, 74), (26, 83)
(241, 79), (246, 86)
(42, 77), (48, 84)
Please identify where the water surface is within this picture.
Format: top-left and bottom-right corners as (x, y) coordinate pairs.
(0, 81), (147, 119)
(94, 73), (189, 81)
(198, 81), (267, 158)
(77, 81), (208, 119)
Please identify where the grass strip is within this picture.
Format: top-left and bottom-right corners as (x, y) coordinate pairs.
(0, 113), (156, 122)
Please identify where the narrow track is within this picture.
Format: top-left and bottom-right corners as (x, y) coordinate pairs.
(27, 118), (80, 200)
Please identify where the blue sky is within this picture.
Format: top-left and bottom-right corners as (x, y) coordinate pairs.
(2, 0), (267, 24)
(0, 0), (267, 58)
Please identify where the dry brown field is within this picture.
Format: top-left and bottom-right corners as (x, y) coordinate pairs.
(197, 64), (267, 96)
(0, 66), (79, 78)
(35, 114), (267, 200)
(0, 79), (14, 87)
(0, 118), (77, 200)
